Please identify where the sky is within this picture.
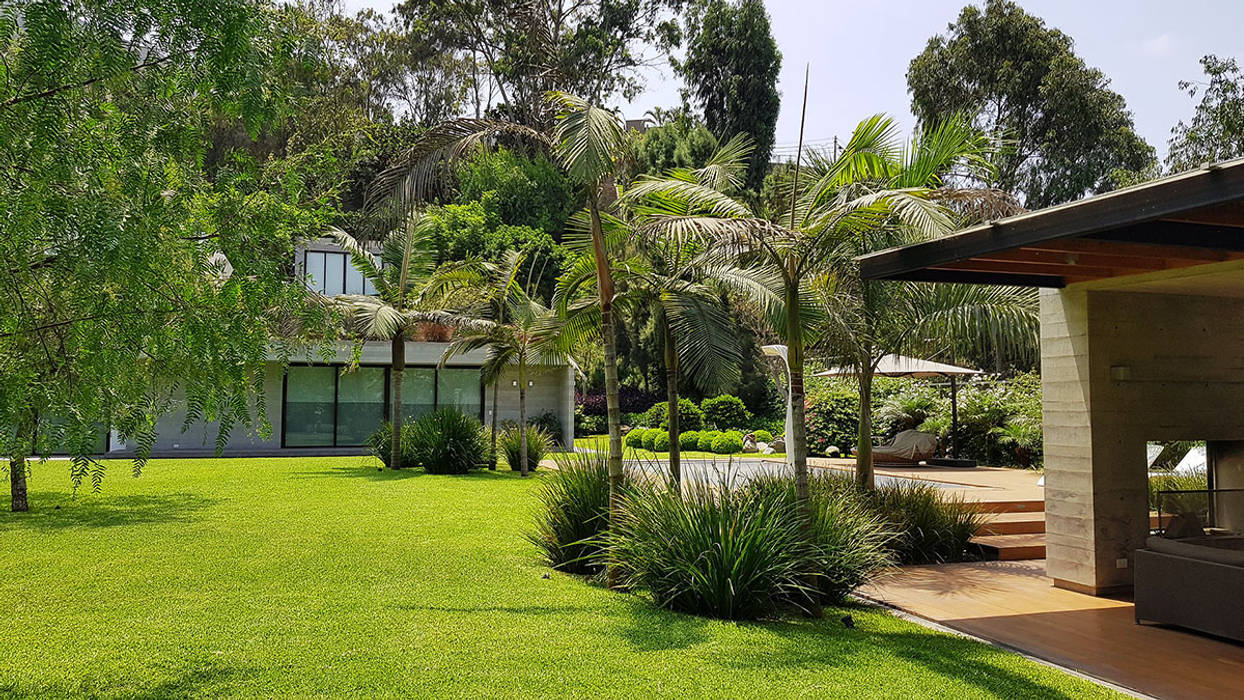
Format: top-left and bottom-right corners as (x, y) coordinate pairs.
(343, 0), (1244, 162)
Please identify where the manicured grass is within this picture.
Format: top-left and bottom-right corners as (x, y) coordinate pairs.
(575, 435), (787, 461)
(2, 457), (1117, 698)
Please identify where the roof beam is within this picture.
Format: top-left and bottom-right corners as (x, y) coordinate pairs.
(932, 259), (1119, 280)
(975, 247), (1170, 271)
(890, 268), (1067, 288)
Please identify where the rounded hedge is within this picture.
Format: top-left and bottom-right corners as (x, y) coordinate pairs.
(712, 431), (745, 454)
(697, 430), (721, 452)
(753, 429), (774, 444)
(641, 428), (660, 451)
(624, 428), (646, 449)
(679, 430), (701, 451)
(701, 394), (751, 430)
(652, 431), (671, 452)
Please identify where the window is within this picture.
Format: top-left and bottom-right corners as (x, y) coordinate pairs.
(282, 365), (483, 447)
(304, 250), (378, 296)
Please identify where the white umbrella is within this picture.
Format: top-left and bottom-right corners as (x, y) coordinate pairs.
(815, 354), (982, 459)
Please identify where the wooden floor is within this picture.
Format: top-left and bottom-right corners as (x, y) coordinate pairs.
(861, 560), (1244, 699)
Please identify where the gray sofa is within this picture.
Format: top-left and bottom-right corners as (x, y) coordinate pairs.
(1134, 535), (1244, 642)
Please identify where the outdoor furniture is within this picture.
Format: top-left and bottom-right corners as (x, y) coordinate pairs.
(1135, 535), (1244, 642)
(864, 429), (939, 467)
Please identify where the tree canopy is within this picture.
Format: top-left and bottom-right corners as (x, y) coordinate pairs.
(907, 0), (1155, 207)
(1167, 55), (1244, 173)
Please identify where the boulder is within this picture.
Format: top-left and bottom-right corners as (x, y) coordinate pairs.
(756, 441), (769, 452)
(771, 437), (786, 452)
(826, 446), (841, 458)
(761, 446), (776, 455)
(742, 436), (758, 453)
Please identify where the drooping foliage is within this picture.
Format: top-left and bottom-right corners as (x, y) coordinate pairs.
(1167, 55), (1244, 173)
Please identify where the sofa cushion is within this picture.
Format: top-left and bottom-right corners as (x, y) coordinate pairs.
(1146, 535), (1244, 567)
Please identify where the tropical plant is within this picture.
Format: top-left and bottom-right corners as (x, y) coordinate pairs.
(867, 482), (982, 565)
(372, 92), (631, 578)
(501, 424), (551, 472)
(407, 408), (489, 474)
(530, 411), (564, 446)
(528, 450), (619, 575)
(366, 421), (417, 469)
(701, 394), (752, 430)
(990, 414), (1042, 468)
(604, 470), (811, 620)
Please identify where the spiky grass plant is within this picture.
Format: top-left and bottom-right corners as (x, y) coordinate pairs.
(407, 408), (489, 474)
(528, 451), (617, 574)
(500, 424), (551, 472)
(867, 482), (982, 564)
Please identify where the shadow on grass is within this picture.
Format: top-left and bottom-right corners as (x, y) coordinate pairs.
(393, 602), (593, 616)
(615, 600), (712, 652)
(0, 492), (215, 531)
(124, 659), (256, 700)
(292, 465), (532, 482)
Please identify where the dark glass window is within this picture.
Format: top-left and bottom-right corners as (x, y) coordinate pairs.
(401, 368), (436, 422)
(335, 367), (386, 445)
(284, 366), (336, 446)
(439, 369), (482, 417)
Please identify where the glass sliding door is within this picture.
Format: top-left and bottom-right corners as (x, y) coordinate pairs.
(284, 366), (336, 446)
(401, 368), (436, 423)
(335, 367), (386, 446)
(438, 368), (482, 418)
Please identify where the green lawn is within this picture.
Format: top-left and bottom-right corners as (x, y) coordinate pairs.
(575, 435), (787, 461)
(2, 457), (1116, 698)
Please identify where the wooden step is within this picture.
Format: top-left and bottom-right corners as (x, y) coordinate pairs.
(970, 533), (1046, 561)
(978, 511), (1045, 536)
(967, 498), (1045, 514)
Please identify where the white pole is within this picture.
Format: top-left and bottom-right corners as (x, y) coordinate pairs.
(762, 344), (794, 471)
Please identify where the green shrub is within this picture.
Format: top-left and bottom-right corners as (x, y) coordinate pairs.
(500, 424), (551, 473)
(529, 411), (563, 446)
(406, 408), (489, 474)
(624, 428), (646, 449)
(606, 475), (809, 619)
(697, 430), (721, 452)
(711, 431), (744, 454)
(652, 431), (671, 452)
(528, 451), (617, 575)
(752, 429), (773, 444)
(574, 406), (607, 437)
(641, 428), (660, 452)
(679, 431), (701, 451)
(642, 398), (705, 432)
(805, 387), (860, 456)
(866, 482), (982, 565)
(1149, 469), (1209, 511)
(701, 394), (751, 430)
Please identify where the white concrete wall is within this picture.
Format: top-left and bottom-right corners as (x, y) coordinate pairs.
(1043, 288), (1244, 592)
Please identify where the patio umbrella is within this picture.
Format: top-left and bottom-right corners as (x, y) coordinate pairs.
(814, 355), (982, 459)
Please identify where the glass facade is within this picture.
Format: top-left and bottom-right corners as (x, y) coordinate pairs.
(282, 365), (482, 447)
(304, 251), (377, 296)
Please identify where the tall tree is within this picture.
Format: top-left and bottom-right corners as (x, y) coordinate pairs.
(1167, 55), (1244, 173)
(1, 0), (334, 512)
(678, 0), (781, 191)
(907, 0), (1155, 207)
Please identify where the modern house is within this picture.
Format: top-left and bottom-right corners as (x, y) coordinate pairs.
(105, 238), (576, 457)
(859, 159), (1244, 598)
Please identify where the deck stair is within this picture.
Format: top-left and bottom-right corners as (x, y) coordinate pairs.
(969, 499), (1046, 560)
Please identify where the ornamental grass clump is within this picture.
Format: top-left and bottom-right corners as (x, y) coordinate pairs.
(500, 424), (551, 473)
(528, 451), (618, 574)
(605, 470), (811, 620)
(867, 481), (982, 565)
(407, 408), (489, 474)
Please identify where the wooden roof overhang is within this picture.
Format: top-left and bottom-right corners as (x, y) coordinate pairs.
(858, 160), (1244, 288)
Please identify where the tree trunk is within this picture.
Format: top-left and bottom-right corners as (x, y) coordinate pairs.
(391, 332), (405, 469)
(589, 198), (624, 588)
(663, 319), (680, 488)
(9, 411), (34, 512)
(519, 356), (529, 477)
(490, 375), (500, 470)
(855, 365), (876, 490)
(786, 281), (822, 619)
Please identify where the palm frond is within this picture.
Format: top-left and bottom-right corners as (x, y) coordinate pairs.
(547, 91), (625, 186)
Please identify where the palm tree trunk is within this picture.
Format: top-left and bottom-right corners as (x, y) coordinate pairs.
(391, 332), (405, 469)
(519, 356), (529, 477)
(9, 410), (34, 512)
(855, 364), (876, 490)
(663, 319), (680, 488)
(785, 283), (810, 520)
(588, 198), (624, 588)
(490, 375), (499, 470)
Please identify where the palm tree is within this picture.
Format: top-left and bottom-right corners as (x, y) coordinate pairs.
(368, 92), (630, 583)
(440, 291), (571, 477)
(326, 215), (475, 470)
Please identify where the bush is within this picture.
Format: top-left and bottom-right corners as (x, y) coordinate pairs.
(366, 421), (417, 469)
(711, 431), (745, 454)
(866, 482), (982, 565)
(652, 431), (671, 452)
(574, 406), (607, 437)
(577, 386), (660, 416)
(1149, 468), (1209, 511)
(500, 424), (552, 473)
(697, 430), (721, 452)
(752, 429), (773, 444)
(530, 411), (563, 446)
(805, 387), (861, 456)
(528, 451), (617, 575)
(624, 428), (646, 449)
(606, 474), (810, 619)
(679, 431), (701, 451)
(701, 394), (751, 430)
(406, 408), (489, 474)
(641, 428), (660, 452)
(642, 398), (705, 432)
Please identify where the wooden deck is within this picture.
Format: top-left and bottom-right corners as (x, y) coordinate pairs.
(861, 560), (1244, 700)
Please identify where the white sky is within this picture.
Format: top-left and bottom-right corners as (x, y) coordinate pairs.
(343, 0), (1244, 161)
